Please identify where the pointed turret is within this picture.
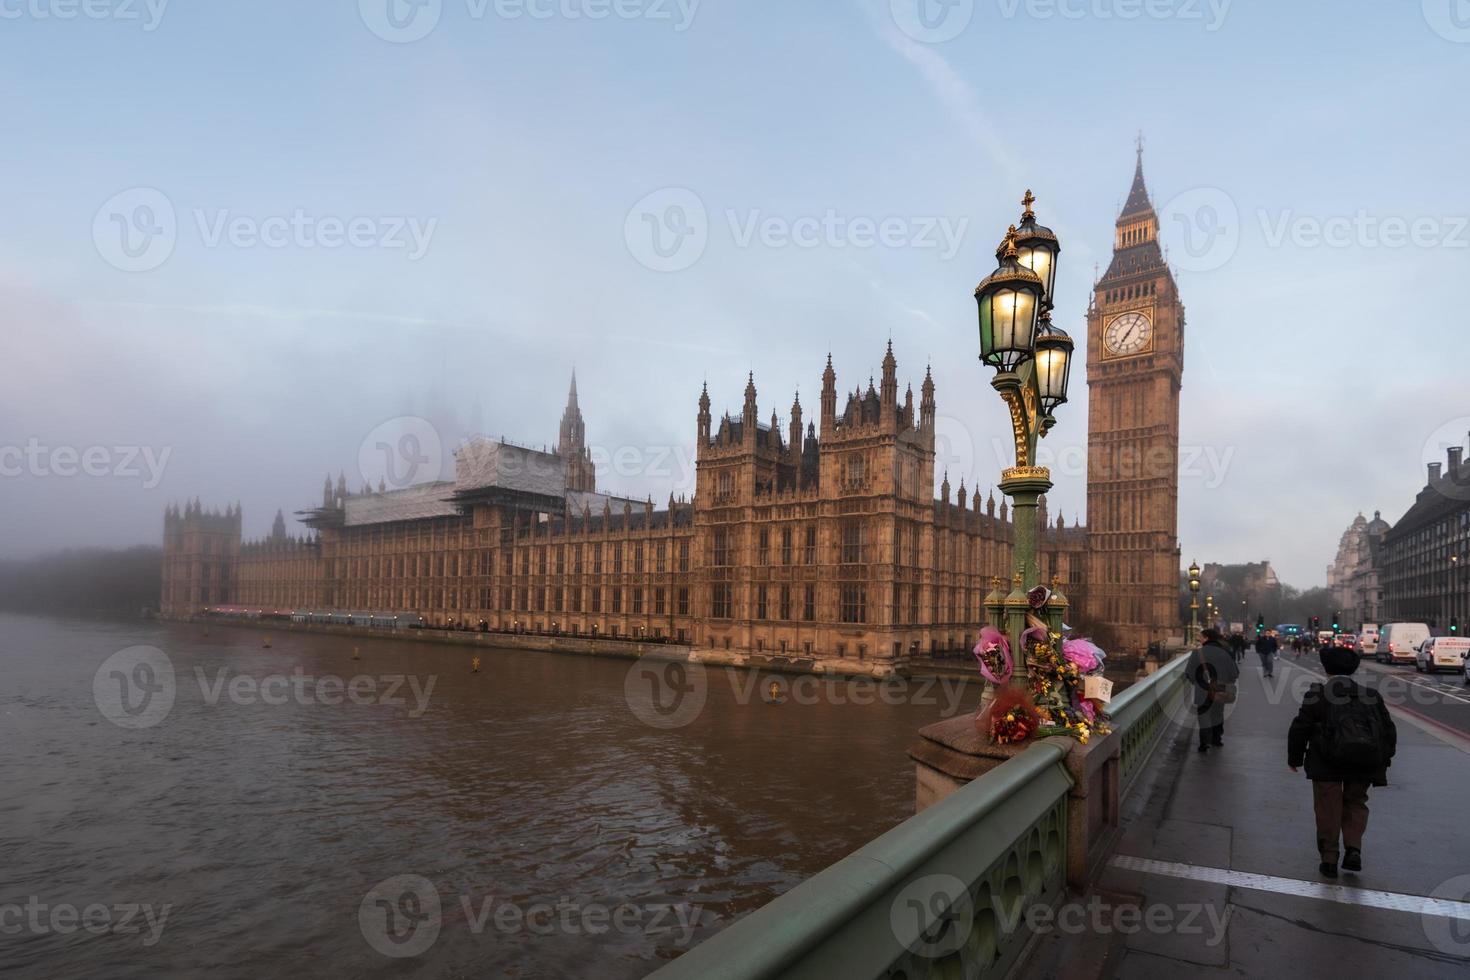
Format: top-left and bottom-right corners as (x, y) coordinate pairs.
(697, 381), (712, 444)
(789, 391), (803, 457)
(880, 340), (898, 409)
(271, 509), (286, 541)
(742, 372), (758, 439)
(556, 370), (595, 492)
(919, 363), (936, 436)
(820, 353), (837, 434)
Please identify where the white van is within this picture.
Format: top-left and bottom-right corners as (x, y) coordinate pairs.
(1378, 622), (1431, 665)
(1417, 636), (1470, 674)
(1359, 625), (1380, 656)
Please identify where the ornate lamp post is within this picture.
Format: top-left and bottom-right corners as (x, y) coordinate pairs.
(977, 192), (1075, 695)
(1188, 561), (1202, 638)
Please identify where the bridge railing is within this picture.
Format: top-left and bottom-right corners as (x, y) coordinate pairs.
(646, 653), (1192, 980)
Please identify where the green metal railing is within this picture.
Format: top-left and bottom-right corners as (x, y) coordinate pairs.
(1109, 653), (1192, 790)
(647, 653), (1191, 980)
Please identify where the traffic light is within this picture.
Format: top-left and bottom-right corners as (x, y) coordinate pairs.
(1256, 614), (1265, 634)
(1332, 611), (1340, 633)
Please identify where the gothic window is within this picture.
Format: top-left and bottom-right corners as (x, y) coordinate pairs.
(841, 520), (865, 564)
(757, 586), (768, 620)
(781, 528), (793, 565)
(634, 543), (645, 573)
(780, 585), (792, 621)
(677, 587), (690, 616)
(713, 528), (732, 566)
(804, 525), (817, 565)
(655, 587), (666, 615)
(758, 529), (770, 566)
(656, 541), (667, 573)
(712, 584), (732, 619)
(841, 584), (867, 624)
(804, 584), (815, 621)
(678, 540), (689, 572)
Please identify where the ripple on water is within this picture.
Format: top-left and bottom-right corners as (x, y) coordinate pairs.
(0, 614), (977, 979)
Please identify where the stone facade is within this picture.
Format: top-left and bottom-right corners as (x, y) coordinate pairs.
(1084, 150), (1185, 642)
(1381, 440), (1470, 630)
(1326, 512), (1389, 629)
(164, 358), (1089, 668)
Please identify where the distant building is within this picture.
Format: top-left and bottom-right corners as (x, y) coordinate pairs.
(1381, 440), (1470, 630)
(1326, 512), (1389, 629)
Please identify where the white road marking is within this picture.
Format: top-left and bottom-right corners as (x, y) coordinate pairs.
(1110, 855), (1470, 920)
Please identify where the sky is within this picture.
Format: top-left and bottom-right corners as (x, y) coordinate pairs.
(3, 0), (1469, 587)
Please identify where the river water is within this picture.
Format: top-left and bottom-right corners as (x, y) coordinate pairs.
(0, 613), (989, 979)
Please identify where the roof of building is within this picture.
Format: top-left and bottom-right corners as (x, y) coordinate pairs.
(1385, 477), (1470, 541)
(342, 482), (459, 526)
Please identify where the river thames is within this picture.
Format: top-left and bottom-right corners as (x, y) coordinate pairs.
(0, 612), (989, 978)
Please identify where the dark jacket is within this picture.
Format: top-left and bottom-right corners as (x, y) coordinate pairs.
(1287, 677), (1397, 785)
(1189, 640), (1240, 711)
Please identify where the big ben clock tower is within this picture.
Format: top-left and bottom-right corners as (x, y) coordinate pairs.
(1085, 144), (1185, 648)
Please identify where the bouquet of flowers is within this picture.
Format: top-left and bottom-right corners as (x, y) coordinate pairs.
(972, 585), (1113, 745)
(988, 686), (1041, 745)
(1025, 624), (1111, 744)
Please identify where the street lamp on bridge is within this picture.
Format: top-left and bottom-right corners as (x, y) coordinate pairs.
(1188, 561), (1202, 637)
(975, 192), (1075, 692)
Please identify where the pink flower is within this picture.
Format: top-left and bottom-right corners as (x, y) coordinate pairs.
(1062, 637), (1104, 673)
(974, 626), (1009, 661)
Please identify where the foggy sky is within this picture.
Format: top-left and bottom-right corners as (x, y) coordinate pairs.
(4, 1), (1469, 588)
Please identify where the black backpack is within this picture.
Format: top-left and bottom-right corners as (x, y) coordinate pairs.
(1318, 685), (1386, 771)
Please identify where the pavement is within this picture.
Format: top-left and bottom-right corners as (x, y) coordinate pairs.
(1020, 652), (1470, 980)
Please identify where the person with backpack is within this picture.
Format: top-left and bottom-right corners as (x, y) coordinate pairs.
(1287, 643), (1397, 879)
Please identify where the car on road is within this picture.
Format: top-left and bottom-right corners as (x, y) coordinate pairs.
(1360, 624), (1380, 656)
(1378, 622), (1431, 665)
(1417, 636), (1470, 674)
(1337, 633), (1358, 652)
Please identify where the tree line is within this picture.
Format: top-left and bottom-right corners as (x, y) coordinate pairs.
(0, 547), (162, 617)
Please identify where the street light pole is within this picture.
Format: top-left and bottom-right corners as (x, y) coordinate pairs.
(975, 192), (1075, 705)
(1188, 561), (1202, 639)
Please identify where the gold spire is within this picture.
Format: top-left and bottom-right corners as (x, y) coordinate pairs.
(1021, 190), (1036, 221)
(1001, 225), (1019, 259)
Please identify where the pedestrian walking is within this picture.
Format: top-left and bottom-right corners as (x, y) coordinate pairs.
(1230, 632), (1246, 663)
(1254, 631), (1278, 678)
(1189, 627), (1240, 754)
(1287, 644), (1396, 879)
(1292, 635), (1303, 658)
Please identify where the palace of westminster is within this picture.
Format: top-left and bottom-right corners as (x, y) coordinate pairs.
(162, 155), (1187, 664)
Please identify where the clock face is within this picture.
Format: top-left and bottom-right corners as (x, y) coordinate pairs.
(1104, 311), (1153, 357)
